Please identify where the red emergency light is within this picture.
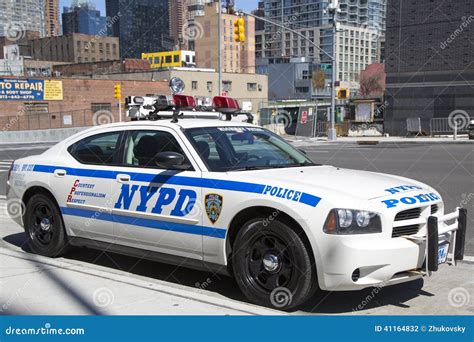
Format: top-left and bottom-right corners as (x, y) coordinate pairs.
(213, 96), (240, 114)
(173, 94), (196, 110)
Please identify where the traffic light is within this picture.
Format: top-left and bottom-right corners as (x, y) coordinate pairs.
(114, 84), (121, 100)
(337, 88), (349, 100)
(234, 17), (245, 43)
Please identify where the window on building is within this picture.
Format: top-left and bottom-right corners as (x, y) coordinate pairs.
(23, 102), (49, 114)
(192, 81), (198, 90)
(207, 81), (213, 92)
(247, 83), (257, 91)
(295, 87), (309, 93)
(222, 81), (232, 92)
(91, 103), (112, 113)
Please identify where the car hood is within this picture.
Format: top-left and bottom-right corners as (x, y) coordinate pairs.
(231, 165), (431, 201)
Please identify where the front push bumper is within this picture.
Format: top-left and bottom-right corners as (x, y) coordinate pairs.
(318, 208), (467, 291)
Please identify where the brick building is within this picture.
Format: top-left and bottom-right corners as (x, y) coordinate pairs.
(0, 77), (169, 131)
(30, 33), (120, 63)
(53, 59), (150, 77)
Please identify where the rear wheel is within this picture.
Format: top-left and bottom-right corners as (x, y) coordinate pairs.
(24, 193), (68, 257)
(232, 217), (318, 309)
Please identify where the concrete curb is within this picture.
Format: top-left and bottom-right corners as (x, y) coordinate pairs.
(0, 246), (284, 316)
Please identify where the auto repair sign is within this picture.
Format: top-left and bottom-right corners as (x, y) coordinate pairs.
(0, 78), (63, 100)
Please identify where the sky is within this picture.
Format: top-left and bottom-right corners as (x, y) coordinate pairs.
(59, 0), (258, 16)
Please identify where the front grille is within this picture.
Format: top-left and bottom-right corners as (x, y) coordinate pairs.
(392, 224), (420, 238)
(431, 204), (439, 215)
(394, 208), (422, 221)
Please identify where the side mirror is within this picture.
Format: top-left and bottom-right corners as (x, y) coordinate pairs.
(154, 152), (185, 168)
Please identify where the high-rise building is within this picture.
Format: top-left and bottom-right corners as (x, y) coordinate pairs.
(0, 0), (46, 38)
(195, 1), (255, 74)
(169, 0), (189, 50)
(44, 0), (60, 36)
(106, 0), (172, 59)
(384, 0), (474, 135)
(62, 2), (107, 36)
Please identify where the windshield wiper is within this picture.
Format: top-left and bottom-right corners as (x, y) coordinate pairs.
(227, 166), (272, 171)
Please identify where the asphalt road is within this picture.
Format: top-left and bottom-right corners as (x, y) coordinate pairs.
(0, 141), (472, 315)
(1, 141), (472, 254)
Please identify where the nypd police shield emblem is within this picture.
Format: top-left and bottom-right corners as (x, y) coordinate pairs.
(205, 194), (223, 224)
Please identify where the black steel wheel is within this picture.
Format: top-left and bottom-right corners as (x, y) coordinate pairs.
(232, 217), (318, 309)
(25, 193), (68, 257)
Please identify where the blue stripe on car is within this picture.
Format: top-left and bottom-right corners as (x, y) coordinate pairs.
(33, 164), (321, 207)
(61, 207), (227, 239)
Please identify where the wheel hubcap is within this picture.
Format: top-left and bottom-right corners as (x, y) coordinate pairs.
(31, 203), (55, 246)
(263, 253), (280, 272)
(40, 218), (51, 231)
(246, 235), (294, 292)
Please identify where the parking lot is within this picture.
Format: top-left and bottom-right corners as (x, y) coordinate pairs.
(0, 141), (472, 315)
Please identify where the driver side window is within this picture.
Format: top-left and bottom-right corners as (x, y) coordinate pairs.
(123, 130), (192, 170)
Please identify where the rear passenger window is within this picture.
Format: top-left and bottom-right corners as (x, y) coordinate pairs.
(68, 132), (121, 165)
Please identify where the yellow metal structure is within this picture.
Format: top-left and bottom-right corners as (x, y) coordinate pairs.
(114, 84), (121, 100)
(141, 51), (195, 69)
(234, 17), (246, 42)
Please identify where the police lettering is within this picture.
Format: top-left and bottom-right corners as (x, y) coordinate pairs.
(382, 193), (440, 208)
(263, 185), (302, 202)
(114, 184), (196, 217)
(384, 185), (423, 195)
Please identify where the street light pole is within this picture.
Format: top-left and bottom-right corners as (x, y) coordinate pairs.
(239, 10), (338, 141)
(218, 2), (222, 96)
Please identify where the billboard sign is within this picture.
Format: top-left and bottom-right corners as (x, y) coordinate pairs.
(0, 79), (63, 101)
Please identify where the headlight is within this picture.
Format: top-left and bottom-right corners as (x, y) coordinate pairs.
(324, 209), (382, 235)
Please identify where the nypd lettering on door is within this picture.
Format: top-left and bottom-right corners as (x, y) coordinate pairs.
(114, 184), (196, 217)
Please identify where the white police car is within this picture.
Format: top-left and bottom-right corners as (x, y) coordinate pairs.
(6, 91), (467, 309)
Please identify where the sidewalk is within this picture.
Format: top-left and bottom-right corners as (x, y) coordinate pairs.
(285, 135), (473, 146)
(0, 211), (280, 316)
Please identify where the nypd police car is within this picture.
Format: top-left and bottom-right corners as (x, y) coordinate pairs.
(6, 86), (467, 309)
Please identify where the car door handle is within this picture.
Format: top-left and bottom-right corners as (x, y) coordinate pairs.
(116, 174), (131, 183)
(54, 169), (67, 177)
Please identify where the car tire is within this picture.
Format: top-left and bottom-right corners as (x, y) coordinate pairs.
(24, 193), (68, 257)
(232, 217), (318, 309)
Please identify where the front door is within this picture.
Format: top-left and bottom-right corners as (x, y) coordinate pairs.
(110, 128), (203, 260)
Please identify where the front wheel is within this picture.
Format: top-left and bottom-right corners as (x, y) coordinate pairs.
(24, 193), (68, 257)
(232, 218), (318, 309)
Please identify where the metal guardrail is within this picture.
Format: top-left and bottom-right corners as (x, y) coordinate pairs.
(430, 118), (471, 136)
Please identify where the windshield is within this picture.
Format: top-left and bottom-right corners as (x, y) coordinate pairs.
(185, 126), (316, 172)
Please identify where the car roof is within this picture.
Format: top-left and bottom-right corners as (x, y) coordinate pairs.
(93, 119), (255, 130)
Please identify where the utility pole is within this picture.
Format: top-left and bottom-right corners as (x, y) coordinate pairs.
(239, 8), (339, 141)
(328, 2), (339, 141)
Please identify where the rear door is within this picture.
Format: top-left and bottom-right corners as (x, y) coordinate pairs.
(110, 127), (204, 260)
(60, 130), (125, 242)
